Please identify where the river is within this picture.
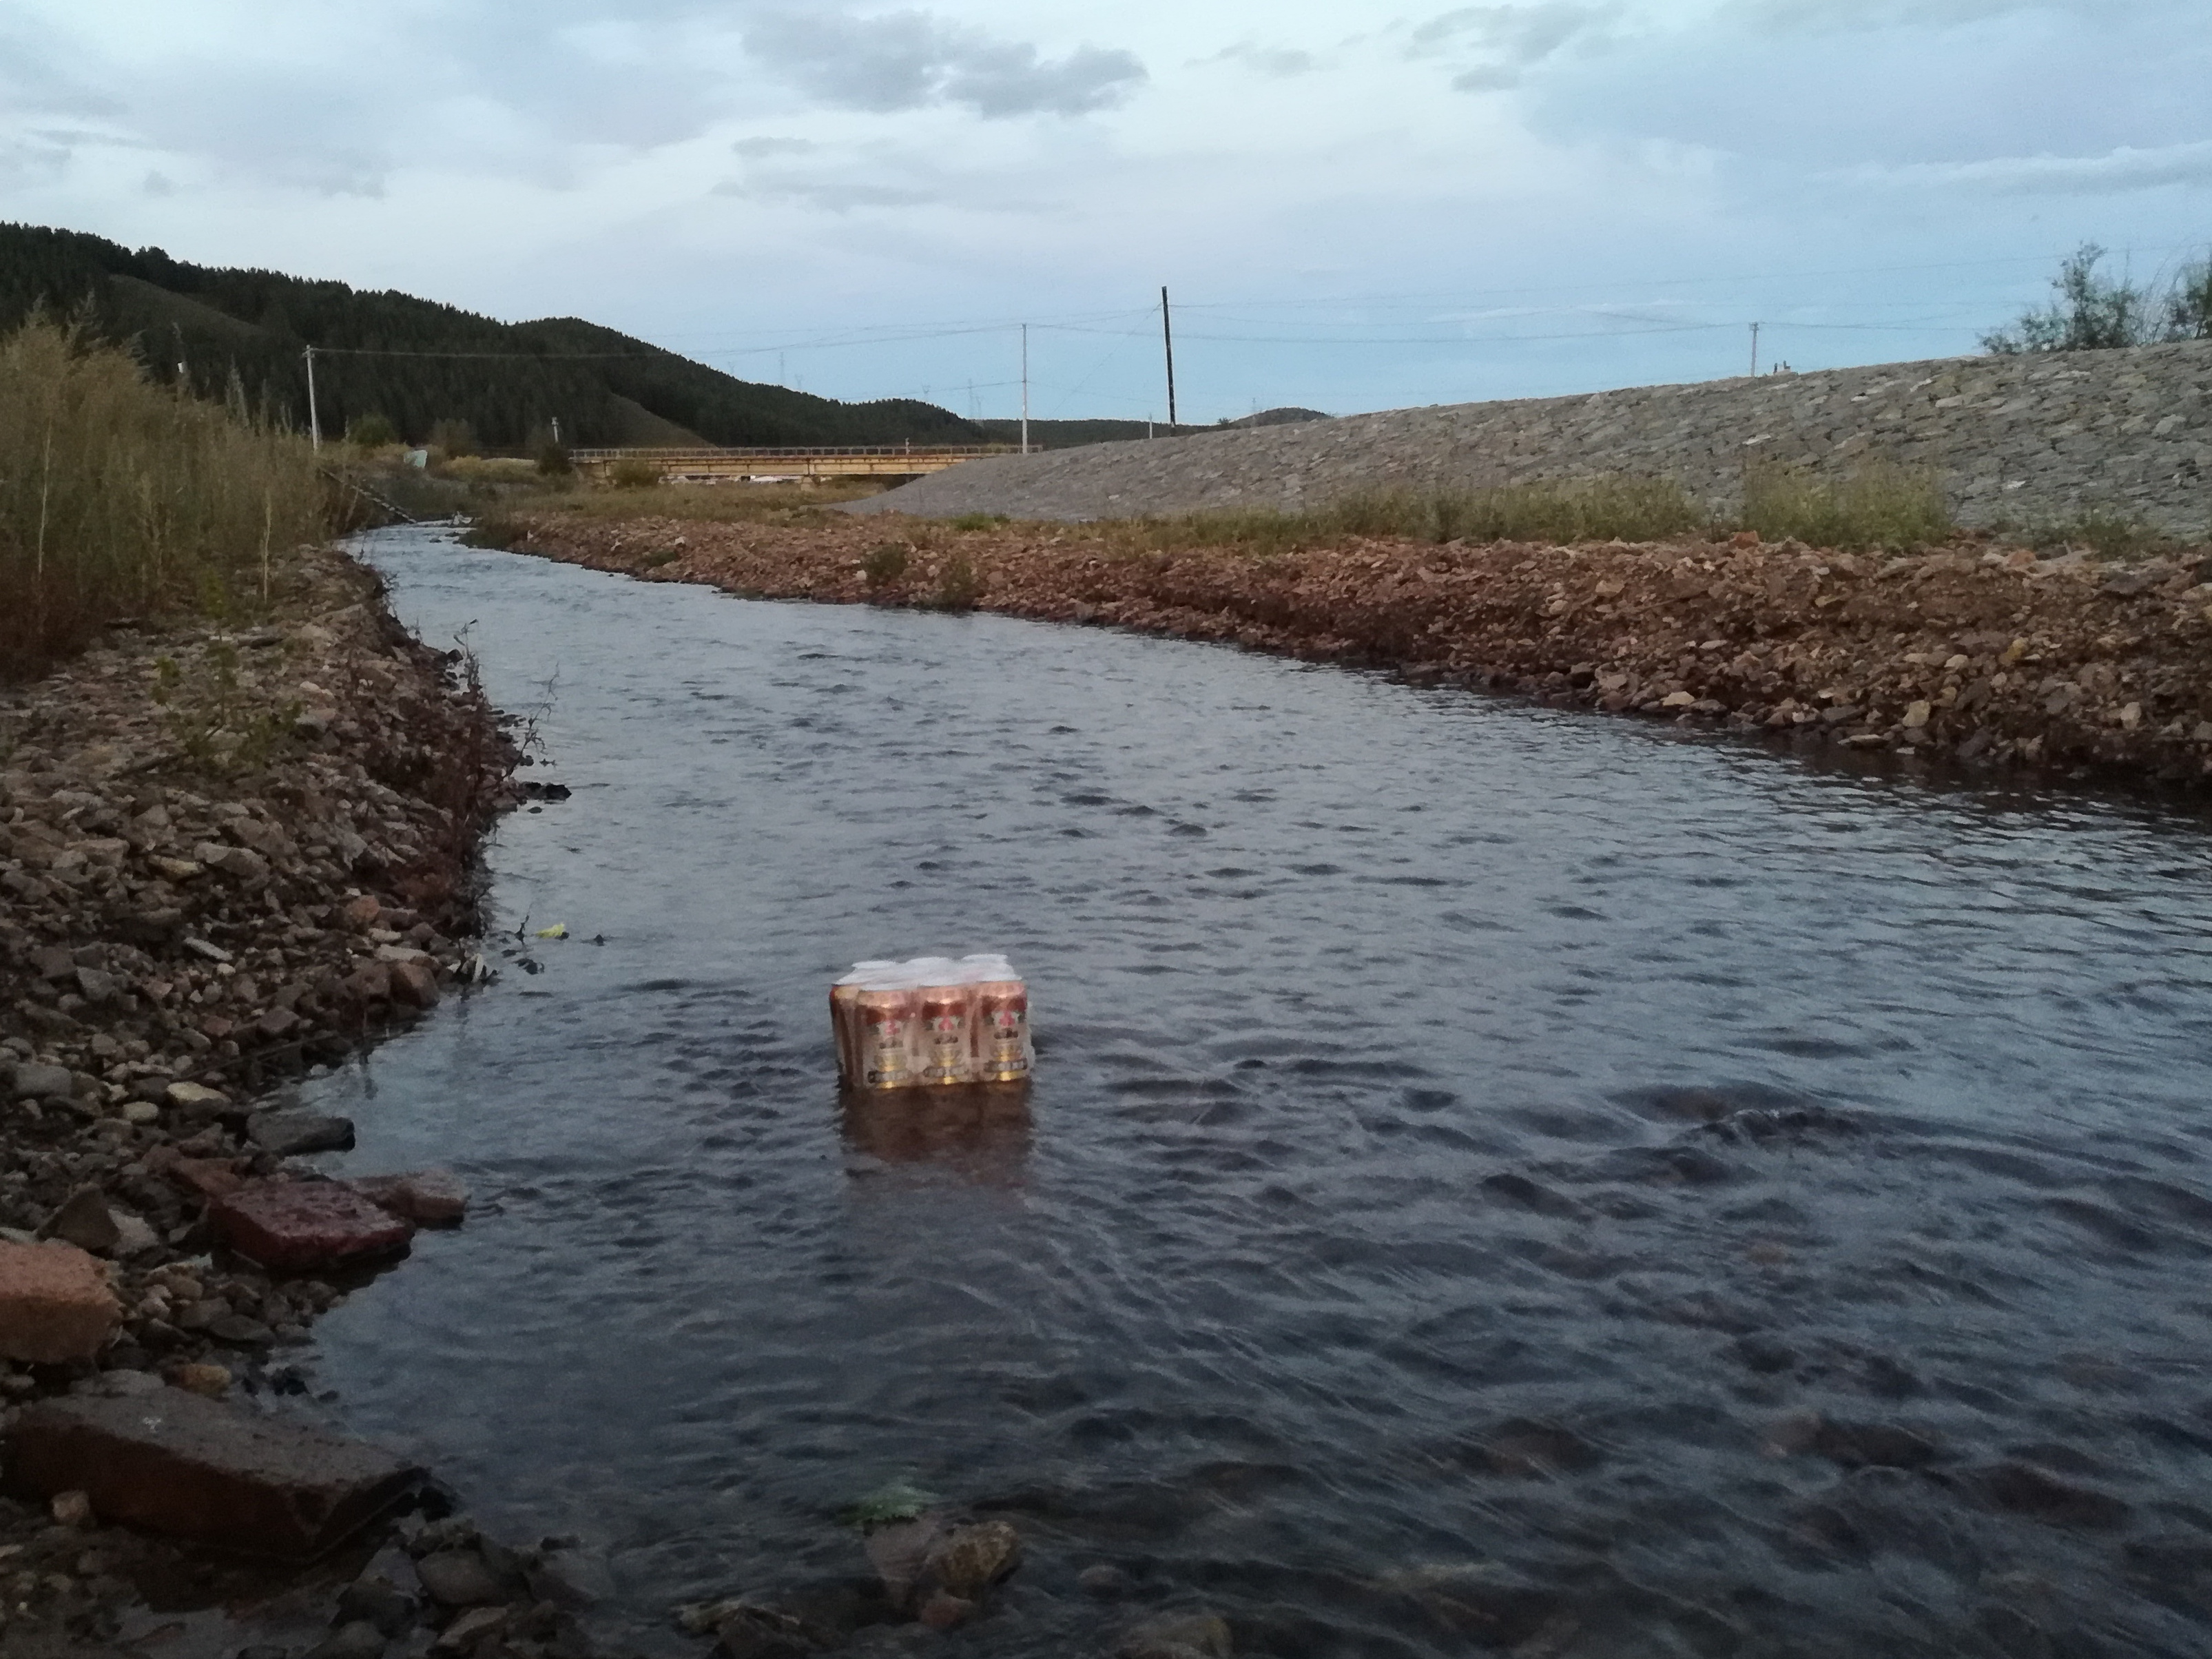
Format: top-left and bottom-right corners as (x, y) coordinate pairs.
(295, 525), (2212, 1657)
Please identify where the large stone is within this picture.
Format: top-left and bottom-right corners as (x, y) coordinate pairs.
(45, 1186), (120, 1253)
(194, 842), (271, 884)
(921, 1521), (1021, 1599)
(415, 1549), (506, 1607)
(386, 959), (440, 1009)
(351, 1169), (468, 1226)
(247, 1111), (358, 1157)
(210, 1182), (414, 1272)
(0, 1239), (121, 1361)
(165, 1080), (234, 1117)
(8, 1061), (74, 1102)
(3, 1387), (422, 1560)
(1118, 1613), (1233, 1659)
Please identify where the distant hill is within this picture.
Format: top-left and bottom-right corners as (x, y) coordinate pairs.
(1221, 407), (1331, 429)
(0, 223), (982, 451)
(974, 418), (1155, 449)
(973, 409), (1332, 449)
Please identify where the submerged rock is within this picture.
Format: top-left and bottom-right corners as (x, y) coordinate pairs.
(351, 1168), (469, 1226)
(1118, 1611), (1234, 1658)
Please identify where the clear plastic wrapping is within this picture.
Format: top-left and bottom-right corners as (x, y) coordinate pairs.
(833, 954), (1033, 1089)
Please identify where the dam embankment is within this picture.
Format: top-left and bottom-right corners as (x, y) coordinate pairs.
(845, 340), (2212, 533)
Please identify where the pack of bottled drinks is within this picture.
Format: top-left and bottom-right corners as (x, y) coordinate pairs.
(831, 955), (1033, 1090)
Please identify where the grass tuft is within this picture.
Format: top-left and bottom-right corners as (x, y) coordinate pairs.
(1739, 460), (1951, 552)
(1110, 475), (1704, 557)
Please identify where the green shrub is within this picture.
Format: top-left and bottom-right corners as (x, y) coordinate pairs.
(426, 418), (479, 457)
(1739, 460), (1951, 551)
(347, 412), (399, 448)
(948, 511), (1009, 531)
(0, 316), (329, 677)
(459, 512), (523, 550)
(861, 543), (909, 586)
(608, 457), (661, 489)
(151, 641), (301, 772)
(934, 553), (984, 610)
(536, 440), (573, 477)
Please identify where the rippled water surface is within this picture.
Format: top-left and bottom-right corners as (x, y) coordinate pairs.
(305, 526), (2212, 1657)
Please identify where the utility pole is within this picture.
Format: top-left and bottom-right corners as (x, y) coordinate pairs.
(304, 345), (320, 451)
(550, 416), (561, 446)
(1748, 322), (1761, 378)
(1161, 287), (1178, 431)
(1020, 324), (1031, 455)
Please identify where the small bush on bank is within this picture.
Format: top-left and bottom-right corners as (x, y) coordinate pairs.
(949, 512), (1009, 531)
(347, 413), (399, 448)
(1740, 460), (1951, 551)
(861, 544), (909, 587)
(536, 440), (573, 477)
(608, 458), (663, 489)
(0, 317), (329, 677)
(934, 553), (984, 610)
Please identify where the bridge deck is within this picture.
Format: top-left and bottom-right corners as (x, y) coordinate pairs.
(572, 445), (1018, 481)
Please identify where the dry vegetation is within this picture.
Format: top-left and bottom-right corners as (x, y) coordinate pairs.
(0, 319), (329, 678)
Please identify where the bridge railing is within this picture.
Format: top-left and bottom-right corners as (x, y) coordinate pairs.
(570, 445), (1021, 462)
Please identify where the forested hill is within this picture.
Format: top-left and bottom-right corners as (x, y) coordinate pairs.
(0, 223), (982, 450)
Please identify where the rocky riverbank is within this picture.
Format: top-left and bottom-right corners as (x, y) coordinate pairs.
(493, 513), (2212, 787)
(0, 544), (611, 1656)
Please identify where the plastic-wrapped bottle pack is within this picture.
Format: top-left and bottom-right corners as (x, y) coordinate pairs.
(831, 954), (1032, 1090)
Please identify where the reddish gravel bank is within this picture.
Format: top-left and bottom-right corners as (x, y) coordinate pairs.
(504, 513), (2212, 785)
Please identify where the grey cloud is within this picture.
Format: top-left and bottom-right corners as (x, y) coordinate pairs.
(741, 10), (1145, 117)
(714, 175), (938, 209)
(1207, 41), (1320, 76)
(732, 136), (820, 158)
(141, 169), (175, 196)
(1726, 0), (2169, 29)
(1405, 3), (1620, 90)
(1843, 141), (2212, 194)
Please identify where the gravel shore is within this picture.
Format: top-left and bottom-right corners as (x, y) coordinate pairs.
(0, 544), (597, 1656)
(498, 513), (2212, 787)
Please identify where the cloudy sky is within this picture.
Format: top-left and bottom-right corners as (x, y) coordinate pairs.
(5, 0), (2208, 422)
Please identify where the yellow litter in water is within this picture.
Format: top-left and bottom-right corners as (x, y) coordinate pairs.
(535, 924), (568, 939)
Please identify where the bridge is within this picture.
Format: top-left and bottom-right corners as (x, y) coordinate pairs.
(570, 444), (1020, 483)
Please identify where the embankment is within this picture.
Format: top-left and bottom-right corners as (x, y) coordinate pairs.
(500, 512), (2212, 785)
(846, 340), (2212, 533)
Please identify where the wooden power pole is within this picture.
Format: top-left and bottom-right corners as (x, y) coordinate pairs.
(1161, 287), (1178, 431)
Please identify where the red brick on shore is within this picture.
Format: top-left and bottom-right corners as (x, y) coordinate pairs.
(209, 1181), (415, 1272)
(0, 1240), (121, 1363)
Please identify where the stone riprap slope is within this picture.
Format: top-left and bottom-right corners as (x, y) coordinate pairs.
(847, 340), (2212, 533)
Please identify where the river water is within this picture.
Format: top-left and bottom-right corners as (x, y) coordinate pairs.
(300, 526), (2212, 1657)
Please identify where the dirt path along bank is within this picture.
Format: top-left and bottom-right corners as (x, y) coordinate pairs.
(495, 512), (2212, 787)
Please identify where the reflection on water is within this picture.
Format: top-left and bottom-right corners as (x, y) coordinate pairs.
(842, 1083), (1033, 1181)
(283, 526), (2212, 1659)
